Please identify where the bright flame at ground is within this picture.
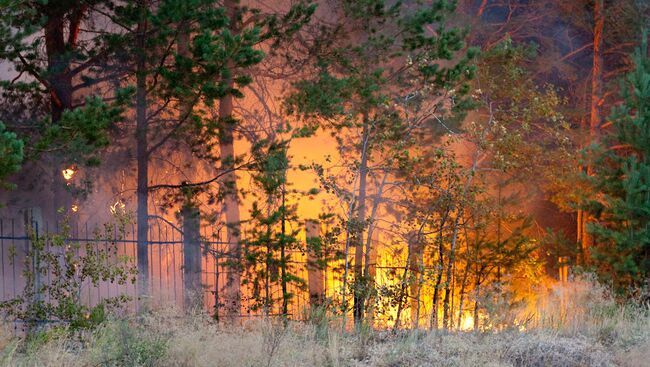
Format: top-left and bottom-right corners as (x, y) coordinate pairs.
(460, 314), (475, 331)
(61, 167), (76, 181)
(71, 205), (78, 213)
(110, 200), (126, 215)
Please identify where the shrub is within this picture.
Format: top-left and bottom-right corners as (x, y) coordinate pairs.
(87, 320), (168, 367)
(0, 214), (136, 333)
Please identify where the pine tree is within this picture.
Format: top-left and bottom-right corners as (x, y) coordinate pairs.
(0, 121), (23, 189)
(585, 31), (650, 294)
(242, 137), (304, 317)
(0, 1), (132, 216)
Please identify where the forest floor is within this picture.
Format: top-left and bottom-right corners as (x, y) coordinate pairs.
(1, 281), (649, 367)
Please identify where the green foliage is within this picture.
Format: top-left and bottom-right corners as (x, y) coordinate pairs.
(584, 31), (650, 294)
(89, 320), (168, 367)
(33, 94), (133, 166)
(0, 214), (137, 331)
(242, 138), (305, 314)
(0, 121), (24, 189)
(286, 0), (477, 323)
(474, 38), (571, 179)
(0, 1), (134, 171)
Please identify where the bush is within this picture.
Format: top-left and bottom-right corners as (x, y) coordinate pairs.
(0, 214), (136, 333)
(87, 320), (168, 367)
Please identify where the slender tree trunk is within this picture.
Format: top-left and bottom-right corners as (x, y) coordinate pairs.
(220, 0), (242, 322)
(393, 231), (416, 330)
(477, 0), (488, 17)
(265, 212), (271, 315)
(496, 182), (502, 282)
(44, 9), (75, 223)
(442, 212), (462, 330)
(591, 0), (604, 146)
(581, 0), (605, 262)
(430, 219), (446, 330)
(135, 3), (150, 305)
(362, 172), (388, 277)
(442, 145), (479, 330)
(280, 182), (288, 319)
(44, 11), (71, 122)
(306, 220), (324, 307)
(340, 177), (358, 328)
(415, 246), (425, 330)
(362, 171), (387, 322)
(473, 280), (480, 331)
(409, 234), (424, 329)
(353, 112), (370, 325)
(450, 263), (457, 330)
(182, 205), (202, 310)
(457, 231), (472, 329)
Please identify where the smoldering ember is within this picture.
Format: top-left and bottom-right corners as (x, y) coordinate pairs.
(0, 1), (649, 366)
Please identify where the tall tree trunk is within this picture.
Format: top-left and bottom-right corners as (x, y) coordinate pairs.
(219, 91), (241, 320)
(591, 0), (604, 147)
(409, 234), (424, 329)
(306, 220), (324, 307)
(135, 2), (150, 305)
(581, 0), (605, 262)
(362, 171), (388, 322)
(457, 230), (472, 329)
(340, 178), (358, 328)
(353, 112), (370, 325)
(442, 212), (462, 330)
(393, 230), (416, 330)
(280, 182), (288, 319)
(430, 219), (446, 330)
(477, 0), (488, 17)
(44, 11), (71, 122)
(44, 8), (75, 224)
(182, 205), (202, 310)
(219, 0), (242, 323)
(362, 172), (388, 277)
(429, 219), (445, 330)
(473, 279), (481, 331)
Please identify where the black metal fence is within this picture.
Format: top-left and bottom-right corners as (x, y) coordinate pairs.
(0, 214), (338, 326)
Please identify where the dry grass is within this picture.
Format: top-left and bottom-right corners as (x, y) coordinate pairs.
(1, 279), (648, 366)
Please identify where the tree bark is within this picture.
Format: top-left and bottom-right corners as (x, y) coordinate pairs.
(409, 233), (424, 329)
(430, 219), (446, 330)
(393, 230), (416, 330)
(353, 112), (370, 325)
(362, 171), (387, 323)
(44, 7), (75, 224)
(581, 0), (605, 263)
(457, 228), (472, 329)
(135, 1), (150, 305)
(473, 279), (481, 331)
(306, 220), (324, 307)
(442, 212), (462, 330)
(362, 172), (387, 278)
(182, 205), (202, 310)
(280, 183), (288, 319)
(219, 0), (242, 322)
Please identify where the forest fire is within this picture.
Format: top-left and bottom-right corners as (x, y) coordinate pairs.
(61, 167), (76, 181)
(0, 1), (649, 365)
(109, 200), (126, 215)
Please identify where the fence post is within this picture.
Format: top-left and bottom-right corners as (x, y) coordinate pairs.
(23, 207), (44, 330)
(306, 220), (324, 308)
(182, 205), (202, 311)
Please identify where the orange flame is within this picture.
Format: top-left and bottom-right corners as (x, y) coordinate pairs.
(110, 200), (126, 215)
(62, 167), (76, 181)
